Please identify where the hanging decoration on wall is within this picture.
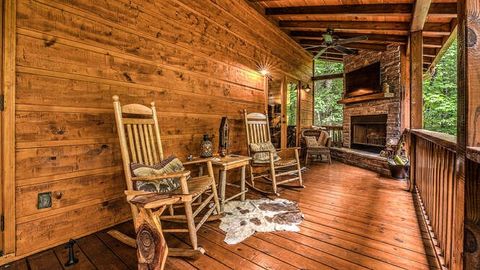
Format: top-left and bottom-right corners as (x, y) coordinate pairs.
(219, 117), (229, 157)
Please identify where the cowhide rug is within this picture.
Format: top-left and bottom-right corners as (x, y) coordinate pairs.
(219, 198), (303, 245)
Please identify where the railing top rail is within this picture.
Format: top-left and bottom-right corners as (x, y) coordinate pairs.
(321, 125), (343, 129)
(410, 129), (457, 153)
(467, 147), (480, 163)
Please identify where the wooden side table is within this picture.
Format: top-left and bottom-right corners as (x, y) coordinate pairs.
(210, 155), (251, 212)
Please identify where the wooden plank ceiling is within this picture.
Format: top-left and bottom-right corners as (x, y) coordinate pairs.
(251, 0), (457, 70)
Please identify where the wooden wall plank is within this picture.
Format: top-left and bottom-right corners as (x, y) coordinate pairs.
(12, 0), (312, 258)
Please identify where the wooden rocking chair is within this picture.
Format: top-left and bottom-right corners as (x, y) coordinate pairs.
(111, 96), (221, 257)
(243, 110), (304, 196)
(126, 191), (185, 270)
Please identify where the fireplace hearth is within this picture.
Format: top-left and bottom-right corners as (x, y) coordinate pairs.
(351, 114), (387, 153)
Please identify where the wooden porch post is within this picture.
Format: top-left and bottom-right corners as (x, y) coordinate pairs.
(1, 0), (16, 257)
(458, 0), (480, 269)
(410, 31), (423, 129)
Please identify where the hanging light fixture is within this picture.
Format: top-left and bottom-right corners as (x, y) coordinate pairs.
(303, 84), (312, 93)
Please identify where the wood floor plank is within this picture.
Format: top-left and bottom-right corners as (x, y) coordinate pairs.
(27, 250), (63, 270)
(165, 234), (230, 270)
(198, 225), (298, 270)
(76, 235), (129, 270)
(0, 259), (29, 270)
(174, 232), (265, 270)
(52, 243), (96, 270)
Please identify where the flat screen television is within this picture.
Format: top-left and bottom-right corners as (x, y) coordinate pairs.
(345, 62), (381, 97)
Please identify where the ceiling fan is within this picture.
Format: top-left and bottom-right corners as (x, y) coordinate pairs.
(304, 29), (368, 60)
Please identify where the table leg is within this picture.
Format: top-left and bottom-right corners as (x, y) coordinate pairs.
(219, 169), (227, 212)
(241, 165), (246, 201)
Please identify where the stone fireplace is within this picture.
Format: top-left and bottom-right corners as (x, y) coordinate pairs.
(351, 114), (387, 153)
(331, 45), (403, 175)
(342, 45), (402, 150)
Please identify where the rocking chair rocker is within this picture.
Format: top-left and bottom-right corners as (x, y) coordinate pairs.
(111, 96), (221, 257)
(243, 110), (304, 196)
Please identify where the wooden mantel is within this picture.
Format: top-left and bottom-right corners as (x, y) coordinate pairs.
(337, 92), (394, 104)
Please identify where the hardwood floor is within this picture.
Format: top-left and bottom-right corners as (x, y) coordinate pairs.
(1, 162), (437, 270)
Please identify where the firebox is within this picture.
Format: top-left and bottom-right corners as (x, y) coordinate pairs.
(350, 114), (387, 153)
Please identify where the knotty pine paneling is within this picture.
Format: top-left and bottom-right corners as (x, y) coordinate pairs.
(14, 0), (312, 256)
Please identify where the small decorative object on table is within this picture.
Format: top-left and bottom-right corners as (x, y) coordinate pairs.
(200, 134), (213, 158)
(219, 117), (229, 157)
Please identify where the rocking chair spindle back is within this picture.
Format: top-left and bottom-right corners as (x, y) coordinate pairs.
(243, 110), (304, 195)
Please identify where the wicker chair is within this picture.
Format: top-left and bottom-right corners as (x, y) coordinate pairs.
(302, 129), (332, 165)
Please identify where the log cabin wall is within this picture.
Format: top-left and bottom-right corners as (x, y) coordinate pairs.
(13, 0), (312, 257)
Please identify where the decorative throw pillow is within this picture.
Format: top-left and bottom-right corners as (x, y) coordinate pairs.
(249, 141), (281, 164)
(318, 131), (329, 146)
(304, 136), (319, 147)
(130, 156), (186, 193)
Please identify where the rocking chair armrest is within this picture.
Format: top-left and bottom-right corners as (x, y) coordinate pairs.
(276, 147), (301, 152)
(183, 157), (213, 166)
(183, 158), (215, 179)
(250, 149), (276, 154)
(125, 191), (192, 209)
(131, 171), (191, 182)
(142, 194), (192, 209)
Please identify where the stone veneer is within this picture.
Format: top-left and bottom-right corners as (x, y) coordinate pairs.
(342, 45), (402, 148)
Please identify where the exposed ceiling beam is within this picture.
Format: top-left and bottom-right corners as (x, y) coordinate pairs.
(265, 3), (456, 16)
(291, 31), (407, 43)
(279, 20), (409, 31)
(411, 0), (432, 31)
(312, 73), (344, 81)
(423, 22), (454, 36)
(300, 40), (388, 51)
(279, 21), (451, 36)
(423, 37), (444, 48)
(317, 53), (344, 59)
(317, 56), (343, 62)
(425, 25), (458, 76)
(307, 49), (345, 56)
(423, 47), (437, 57)
(266, 4), (413, 15)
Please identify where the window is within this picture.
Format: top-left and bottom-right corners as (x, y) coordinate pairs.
(423, 40), (457, 135)
(313, 60), (344, 126)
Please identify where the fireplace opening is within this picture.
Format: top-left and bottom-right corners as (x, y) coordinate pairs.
(351, 114), (387, 153)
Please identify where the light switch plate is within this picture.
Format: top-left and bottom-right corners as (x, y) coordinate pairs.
(38, 192), (52, 209)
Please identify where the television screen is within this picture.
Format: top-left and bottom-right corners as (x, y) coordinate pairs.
(345, 62), (381, 97)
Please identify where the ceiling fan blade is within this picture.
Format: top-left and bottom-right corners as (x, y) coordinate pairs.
(335, 35), (368, 45)
(313, 47), (330, 60)
(303, 45), (324, 50)
(333, 45), (358, 55)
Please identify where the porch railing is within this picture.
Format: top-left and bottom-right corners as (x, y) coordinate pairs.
(321, 125), (343, 147)
(408, 129), (458, 269)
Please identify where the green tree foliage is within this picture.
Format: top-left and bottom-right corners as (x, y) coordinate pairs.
(423, 40), (457, 135)
(313, 60), (344, 126)
(287, 82), (297, 126)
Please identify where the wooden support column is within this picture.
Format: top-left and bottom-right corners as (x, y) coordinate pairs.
(410, 31), (423, 129)
(458, 0), (480, 269)
(1, 0), (16, 258)
(401, 45), (411, 131)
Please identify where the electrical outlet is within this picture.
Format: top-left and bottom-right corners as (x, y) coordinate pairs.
(38, 192), (52, 209)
